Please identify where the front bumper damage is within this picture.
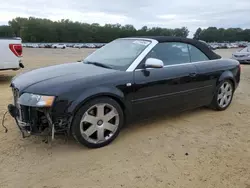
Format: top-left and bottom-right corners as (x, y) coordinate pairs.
(8, 104), (72, 141)
(7, 88), (72, 142)
(8, 104), (56, 139)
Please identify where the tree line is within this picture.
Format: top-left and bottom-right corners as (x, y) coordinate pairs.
(0, 17), (189, 43)
(194, 27), (250, 42)
(0, 17), (249, 43)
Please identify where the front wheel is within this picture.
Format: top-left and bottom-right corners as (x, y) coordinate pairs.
(210, 80), (234, 111)
(71, 97), (124, 148)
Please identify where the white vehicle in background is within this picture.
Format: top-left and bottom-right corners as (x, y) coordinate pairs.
(232, 46), (250, 64)
(25, 43), (39, 48)
(73, 44), (83, 48)
(32, 44), (39, 48)
(0, 37), (24, 71)
(52, 44), (66, 49)
(38, 44), (46, 48)
(227, 44), (234, 48)
(86, 44), (96, 48)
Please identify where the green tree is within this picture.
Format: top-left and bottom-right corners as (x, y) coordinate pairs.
(0, 25), (14, 37)
(198, 27), (250, 42)
(193, 28), (202, 40)
(4, 17), (190, 42)
(3, 17), (250, 42)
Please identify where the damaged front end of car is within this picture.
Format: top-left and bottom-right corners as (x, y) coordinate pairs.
(8, 86), (72, 141)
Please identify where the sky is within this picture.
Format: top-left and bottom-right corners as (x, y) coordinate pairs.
(1, 0), (250, 37)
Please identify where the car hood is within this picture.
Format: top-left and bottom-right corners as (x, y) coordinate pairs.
(233, 52), (250, 56)
(11, 62), (118, 92)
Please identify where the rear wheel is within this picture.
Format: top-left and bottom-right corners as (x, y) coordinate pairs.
(210, 80), (234, 111)
(71, 97), (124, 148)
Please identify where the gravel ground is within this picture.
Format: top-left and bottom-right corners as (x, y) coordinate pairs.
(0, 48), (250, 188)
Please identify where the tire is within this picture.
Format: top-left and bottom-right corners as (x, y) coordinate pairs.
(71, 97), (124, 148)
(210, 80), (234, 111)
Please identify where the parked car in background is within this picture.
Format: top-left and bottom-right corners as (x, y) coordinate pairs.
(44, 44), (52, 48)
(38, 44), (46, 48)
(209, 44), (219, 49)
(239, 43), (248, 48)
(52, 44), (66, 49)
(232, 46), (250, 63)
(25, 44), (39, 48)
(8, 36), (240, 148)
(227, 44), (233, 48)
(73, 44), (84, 48)
(0, 37), (24, 71)
(66, 44), (75, 48)
(231, 43), (239, 48)
(94, 43), (106, 48)
(85, 43), (96, 48)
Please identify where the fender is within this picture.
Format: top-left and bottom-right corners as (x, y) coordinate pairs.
(217, 70), (236, 88)
(67, 86), (132, 115)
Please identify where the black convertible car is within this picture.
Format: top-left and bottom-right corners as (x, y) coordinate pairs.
(8, 36), (241, 148)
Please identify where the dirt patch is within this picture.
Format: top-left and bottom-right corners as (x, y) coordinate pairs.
(0, 48), (250, 188)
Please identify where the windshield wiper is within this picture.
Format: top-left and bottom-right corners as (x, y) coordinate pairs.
(84, 61), (113, 69)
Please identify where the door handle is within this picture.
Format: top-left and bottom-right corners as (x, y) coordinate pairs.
(189, 73), (197, 77)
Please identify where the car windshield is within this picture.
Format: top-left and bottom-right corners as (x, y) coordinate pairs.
(240, 46), (250, 52)
(83, 39), (151, 71)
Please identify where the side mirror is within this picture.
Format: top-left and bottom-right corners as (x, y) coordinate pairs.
(145, 58), (164, 69)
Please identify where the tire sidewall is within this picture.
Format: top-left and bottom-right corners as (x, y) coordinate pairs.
(71, 97), (124, 148)
(213, 80), (234, 111)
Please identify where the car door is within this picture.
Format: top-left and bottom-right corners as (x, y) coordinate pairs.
(132, 42), (201, 115)
(187, 44), (219, 105)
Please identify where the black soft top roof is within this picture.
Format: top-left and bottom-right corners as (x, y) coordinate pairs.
(127, 36), (221, 60)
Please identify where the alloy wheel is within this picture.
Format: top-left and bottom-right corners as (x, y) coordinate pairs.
(80, 103), (119, 144)
(217, 81), (233, 108)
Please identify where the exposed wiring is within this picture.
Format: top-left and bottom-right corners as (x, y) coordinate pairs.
(1, 111), (8, 133)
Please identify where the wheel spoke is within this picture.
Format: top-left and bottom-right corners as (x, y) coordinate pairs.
(96, 104), (105, 117)
(81, 114), (97, 124)
(84, 125), (97, 136)
(224, 97), (229, 105)
(97, 127), (105, 142)
(226, 89), (232, 97)
(217, 93), (223, 100)
(219, 98), (225, 106)
(103, 122), (116, 132)
(103, 109), (117, 122)
(221, 84), (226, 92)
(224, 83), (230, 92)
(226, 96), (231, 105)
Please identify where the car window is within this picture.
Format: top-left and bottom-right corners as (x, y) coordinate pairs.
(240, 47), (250, 52)
(188, 44), (209, 62)
(84, 39), (151, 71)
(145, 42), (190, 66)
